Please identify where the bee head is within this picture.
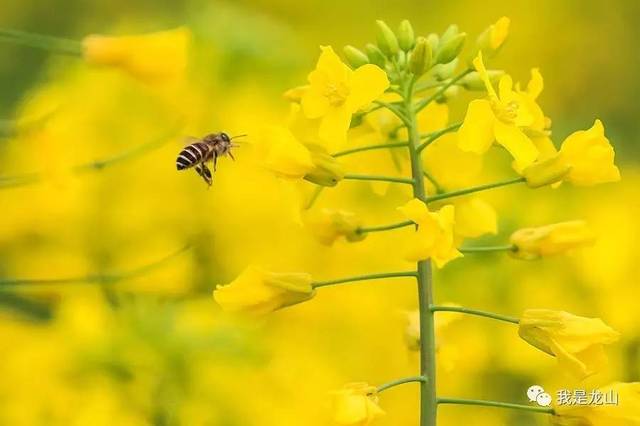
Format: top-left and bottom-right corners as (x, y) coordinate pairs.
(219, 132), (231, 142)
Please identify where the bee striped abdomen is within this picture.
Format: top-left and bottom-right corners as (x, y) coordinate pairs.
(176, 143), (210, 170)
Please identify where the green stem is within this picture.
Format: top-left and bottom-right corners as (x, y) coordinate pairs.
(437, 397), (555, 415)
(0, 128), (179, 189)
(460, 245), (515, 253)
(378, 376), (426, 393)
(417, 122), (463, 153)
(356, 220), (414, 234)
(424, 177), (526, 203)
(405, 78), (438, 426)
(311, 271), (417, 289)
(0, 28), (82, 56)
(414, 68), (473, 113)
(430, 305), (519, 324)
(343, 174), (414, 185)
(0, 245), (190, 288)
(333, 141), (409, 158)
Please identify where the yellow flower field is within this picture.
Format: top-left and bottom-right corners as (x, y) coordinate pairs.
(0, 1), (639, 425)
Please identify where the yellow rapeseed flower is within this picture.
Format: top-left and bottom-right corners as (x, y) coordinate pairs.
(398, 199), (462, 267)
(522, 120), (620, 187)
(213, 266), (315, 315)
(259, 126), (344, 186)
(303, 209), (365, 246)
(331, 382), (385, 425)
(519, 309), (620, 379)
(558, 119), (621, 186)
(552, 382), (640, 425)
(301, 46), (389, 146)
(510, 221), (596, 260)
(260, 126), (315, 179)
(82, 27), (190, 82)
(458, 52), (540, 170)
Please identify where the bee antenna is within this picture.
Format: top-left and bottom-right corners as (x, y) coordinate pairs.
(230, 134), (248, 140)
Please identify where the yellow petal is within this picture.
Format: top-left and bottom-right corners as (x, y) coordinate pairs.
(261, 126), (315, 178)
(453, 197), (498, 238)
(498, 74), (514, 102)
(490, 17), (510, 49)
(472, 52), (498, 99)
(301, 88), (330, 119)
(527, 68), (544, 99)
(398, 198), (430, 224)
(318, 105), (353, 148)
(314, 45), (350, 85)
(346, 64), (390, 112)
(458, 99), (496, 154)
(494, 120), (539, 169)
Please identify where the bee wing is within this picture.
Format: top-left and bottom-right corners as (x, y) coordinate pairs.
(183, 136), (201, 146)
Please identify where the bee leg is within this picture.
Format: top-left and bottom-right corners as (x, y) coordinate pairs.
(195, 163), (213, 186)
(228, 150), (235, 161)
(213, 152), (218, 171)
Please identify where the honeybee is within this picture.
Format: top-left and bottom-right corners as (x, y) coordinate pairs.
(175, 132), (244, 186)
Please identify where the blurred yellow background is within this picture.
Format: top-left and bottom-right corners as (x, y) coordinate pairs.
(0, 1), (638, 425)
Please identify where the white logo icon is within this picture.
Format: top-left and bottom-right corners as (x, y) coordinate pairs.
(527, 385), (552, 407)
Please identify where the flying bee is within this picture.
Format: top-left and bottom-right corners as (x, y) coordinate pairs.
(175, 132), (245, 186)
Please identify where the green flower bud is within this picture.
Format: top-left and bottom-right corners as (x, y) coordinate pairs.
(437, 85), (460, 102)
(432, 58), (459, 81)
(460, 69), (505, 90)
(435, 32), (466, 64)
(375, 20), (399, 57)
(440, 24), (459, 45)
(304, 144), (345, 187)
(365, 43), (386, 68)
(409, 36), (432, 76)
(343, 45), (369, 69)
(426, 33), (439, 53)
(397, 20), (415, 52)
(522, 155), (572, 188)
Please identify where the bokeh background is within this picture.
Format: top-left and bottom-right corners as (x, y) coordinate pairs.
(0, 1), (638, 425)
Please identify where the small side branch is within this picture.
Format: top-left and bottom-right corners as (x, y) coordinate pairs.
(333, 141), (409, 158)
(0, 245), (190, 288)
(374, 101), (411, 125)
(424, 177), (526, 203)
(0, 128), (180, 190)
(417, 122), (462, 153)
(459, 245), (516, 254)
(414, 69), (473, 113)
(343, 174), (414, 185)
(378, 376), (427, 393)
(430, 305), (519, 324)
(437, 397), (555, 415)
(312, 271), (418, 289)
(357, 220), (414, 235)
(0, 28), (82, 56)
